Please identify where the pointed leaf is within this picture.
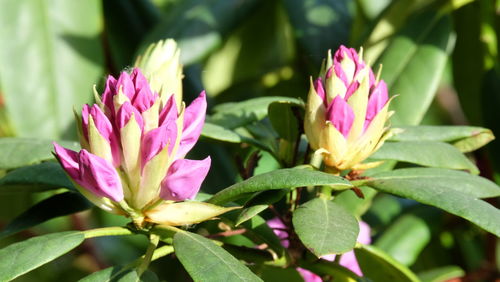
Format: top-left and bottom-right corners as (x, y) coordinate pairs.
(355, 244), (420, 282)
(376, 13), (453, 125)
(361, 169), (500, 236)
(418, 265), (465, 282)
(389, 125), (495, 152)
(371, 141), (479, 174)
(293, 198), (359, 257)
(0, 138), (79, 170)
(0, 162), (75, 193)
(173, 231), (262, 282)
(207, 168), (352, 205)
(0, 231), (85, 281)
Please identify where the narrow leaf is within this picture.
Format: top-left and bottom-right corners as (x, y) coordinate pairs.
(389, 125), (495, 152)
(418, 265), (465, 282)
(0, 138), (79, 170)
(362, 169), (500, 236)
(293, 198), (359, 257)
(207, 168), (352, 205)
(0, 231), (85, 281)
(371, 141), (479, 174)
(0, 162), (75, 193)
(173, 231), (262, 282)
(355, 244), (420, 282)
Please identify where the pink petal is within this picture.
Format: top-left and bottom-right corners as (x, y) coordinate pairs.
(358, 221), (371, 245)
(116, 102), (144, 131)
(314, 78), (326, 105)
(159, 95), (178, 127)
(339, 251), (363, 276)
(267, 217), (290, 248)
(140, 122), (177, 168)
(176, 91), (207, 159)
(53, 142), (80, 180)
(160, 157), (211, 201)
(364, 81), (388, 130)
(102, 75), (117, 113)
(344, 81), (360, 101)
(326, 66), (333, 79)
(116, 71), (135, 101)
(78, 150), (123, 202)
(326, 95), (355, 138)
(81, 104), (91, 140)
(334, 63), (349, 87)
(90, 105), (113, 139)
(130, 69), (157, 112)
(296, 268), (322, 282)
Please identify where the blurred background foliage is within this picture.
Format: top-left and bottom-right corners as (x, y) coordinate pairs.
(0, 0), (499, 280)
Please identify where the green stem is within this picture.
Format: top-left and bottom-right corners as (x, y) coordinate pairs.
(137, 234), (160, 276)
(83, 226), (134, 239)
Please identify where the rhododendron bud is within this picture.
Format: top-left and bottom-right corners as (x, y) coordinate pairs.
(135, 39), (183, 110)
(304, 46), (393, 172)
(53, 65), (219, 227)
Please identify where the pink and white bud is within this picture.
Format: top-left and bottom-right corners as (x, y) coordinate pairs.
(304, 46), (393, 171)
(54, 64), (214, 225)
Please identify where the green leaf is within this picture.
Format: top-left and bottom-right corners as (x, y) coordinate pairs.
(418, 265), (465, 282)
(259, 266), (303, 282)
(235, 190), (288, 226)
(142, 0), (260, 65)
(0, 231), (85, 281)
(79, 266), (125, 282)
(355, 244), (420, 282)
(376, 12), (453, 126)
(238, 215), (284, 255)
(209, 96), (303, 130)
(0, 138), (79, 170)
(268, 101), (303, 166)
(374, 213), (431, 266)
(173, 231), (262, 282)
(389, 125), (495, 152)
(207, 168), (352, 205)
(0, 192), (91, 239)
(283, 0), (353, 66)
(0, 0), (104, 138)
(361, 168), (500, 236)
(371, 141), (479, 174)
(360, 168), (500, 199)
(202, 122), (245, 143)
(0, 162), (75, 193)
(293, 198), (359, 257)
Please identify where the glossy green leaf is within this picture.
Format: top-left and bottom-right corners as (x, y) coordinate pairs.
(452, 1), (484, 124)
(283, 0), (353, 65)
(375, 214), (431, 266)
(0, 0), (104, 138)
(360, 168), (500, 236)
(0, 138), (79, 170)
(293, 198), (359, 257)
(235, 205), (268, 227)
(371, 141), (479, 174)
(389, 125), (495, 152)
(376, 12), (453, 126)
(202, 122), (244, 143)
(0, 162), (75, 193)
(209, 96), (302, 130)
(207, 168), (352, 205)
(418, 265), (465, 282)
(268, 101), (302, 166)
(236, 190), (288, 226)
(0, 231), (85, 281)
(79, 266), (125, 282)
(355, 244), (420, 282)
(142, 0), (260, 65)
(0, 192), (91, 239)
(173, 231), (262, 282)
(361, 168), (500, 199)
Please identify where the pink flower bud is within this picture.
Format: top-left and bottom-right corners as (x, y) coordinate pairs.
(160, 157), (211, 201)
(304, 46), (393, 171)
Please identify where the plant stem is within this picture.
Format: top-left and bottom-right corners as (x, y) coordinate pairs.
(137, 233), (160, 276)
(83, 226), (134, 239)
